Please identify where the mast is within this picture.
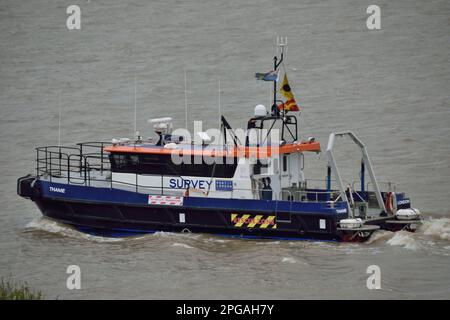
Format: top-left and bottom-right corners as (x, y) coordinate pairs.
(134, 74), (137, 140)
(273, 55), (279, 113)
(184, 69), (188, 131)
(58, 91), (62, 147)
(218, 78), (221, 130)
(272, 36), (287, 117)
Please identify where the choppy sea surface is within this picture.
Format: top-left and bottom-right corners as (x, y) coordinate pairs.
(0, 0), (449, 299)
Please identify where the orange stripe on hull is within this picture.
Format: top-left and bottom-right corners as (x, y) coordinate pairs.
(104, 141), (321, 158)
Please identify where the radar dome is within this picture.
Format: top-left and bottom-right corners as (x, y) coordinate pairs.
(254, 104), (267, 117)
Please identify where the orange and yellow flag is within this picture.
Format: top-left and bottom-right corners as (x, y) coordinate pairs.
(279, 73), (300, 112)
(280, 74), (294, 100)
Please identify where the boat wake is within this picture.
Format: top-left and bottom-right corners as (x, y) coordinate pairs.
(281, 257), (297, 263)
(386, 231), (421, 251)
(365, 230), (395, 244)
(23, 217), (224, 245)
(420, 217), (450, 240)
(172, 242), (195, 249)
(366, 217), (450, 252)
(24, 217), (126, 243)
(22, 216), (450, 255)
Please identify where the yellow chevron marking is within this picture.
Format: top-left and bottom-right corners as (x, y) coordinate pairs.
(231, 214), (277, 229)
(247, 215), (263, 228)
(260, 216), (275, 229)
(234, 214), (251, 227)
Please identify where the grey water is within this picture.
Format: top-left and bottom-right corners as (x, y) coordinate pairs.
(1, 0), (449, 299)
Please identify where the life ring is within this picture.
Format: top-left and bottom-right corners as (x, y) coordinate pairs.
(385, 192), (397, 214)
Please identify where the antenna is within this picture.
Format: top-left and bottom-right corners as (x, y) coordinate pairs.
(218, 78), (222, 146)
(58, 91), (62, 147)
(277, 36), (288, 55)
(184, 69), (188, 131)
(274, 36), (277, 57)
(133, 74), (137, 140)
(218, 78), (221, 128)
(272, 36), (287, 112)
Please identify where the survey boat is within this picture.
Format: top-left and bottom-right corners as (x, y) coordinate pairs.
(17, 48), (421, 242)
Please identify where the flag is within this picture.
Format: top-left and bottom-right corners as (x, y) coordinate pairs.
(277, 99), (300, 112)
(255, 70), (278, 81)
(284, 98), (300, 112)
(278, 73), (300, 112)
(280, 73), (294, 100)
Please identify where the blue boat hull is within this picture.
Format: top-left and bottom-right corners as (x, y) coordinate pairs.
(34, 197), (342, 241)
(19, 177), (351, 241)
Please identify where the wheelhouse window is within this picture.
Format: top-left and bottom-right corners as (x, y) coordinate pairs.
(109, 153), (238, 178)
(112, 154), (127, 169)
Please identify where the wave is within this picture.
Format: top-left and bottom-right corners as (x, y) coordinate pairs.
(281, 257), (297, 263)
(172, 242), (194, 249)
(24, 217), (126, 242)
(420, 217), (450, 240)
(386, 231), (420, 251)
(24, 216), (450, 254)
(365, 230), (394, 244)
(365, 217), (450, 252)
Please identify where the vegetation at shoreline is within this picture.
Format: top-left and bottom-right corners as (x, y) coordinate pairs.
(0, 278), (43, 300)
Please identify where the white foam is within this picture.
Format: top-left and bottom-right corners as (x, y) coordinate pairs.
(172, 242), (194, 249)
(24, 217), (124, 242)
(387, 231), (419, 250)
(366, 230), (394, 244)
(281, 257), (296, 263)
(420, 218), (450, 241)
(207, 238), (227, 243)
(204, 237), (230, 244)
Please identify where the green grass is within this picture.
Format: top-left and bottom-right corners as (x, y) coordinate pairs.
(0, 278), (43, 300)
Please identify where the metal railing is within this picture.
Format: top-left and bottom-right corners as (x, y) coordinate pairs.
(279, 189), (343, 204)
(77, 142), (111, 174)
(36, 143), (110, 184)
(305, 178), (398, 206)
(36, 143), (191, 195)
(35, 143), (346, 204)
(304, 178), (353, 191)
(36, 146), (81, 179)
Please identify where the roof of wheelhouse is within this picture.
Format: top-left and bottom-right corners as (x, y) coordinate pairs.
(104, 140), (321, 158)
